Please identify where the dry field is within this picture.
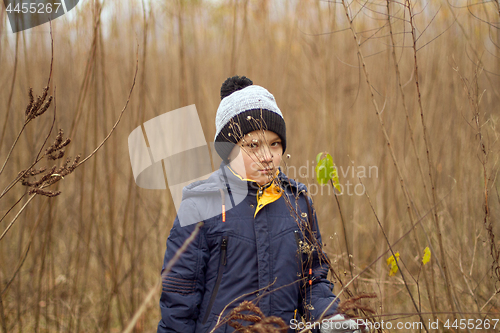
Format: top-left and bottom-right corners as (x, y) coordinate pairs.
(0, 0), (499, 332)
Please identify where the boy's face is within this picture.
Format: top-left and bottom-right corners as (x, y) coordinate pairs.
(228, 130), (283, 185)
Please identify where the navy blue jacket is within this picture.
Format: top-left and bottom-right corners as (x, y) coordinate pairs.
(158, 164), (339, 333)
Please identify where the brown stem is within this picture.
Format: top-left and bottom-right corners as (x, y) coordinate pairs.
(0, 123), (28, 177)
(34, 200), (51, 333)
(0, 33), (19, 152)
(229, 0), (238, 75)
(178, 0), (188, 106)
(386, 0), (437, 320)
(340, 1), (428, 330)
(0, 27), (56, 197)
(74, 45), (138, 169)
(316, 178), (456, 327)
(68, 5), (101, 142)
(2, 200), (48, 296)
(0, 194), (37, 241)
(0, 293), (7, 333)
(359, 176), (420, 330)
(330, 179), (356, 292)
(405, 0), (457, 319)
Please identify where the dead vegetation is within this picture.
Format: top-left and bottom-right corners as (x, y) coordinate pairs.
(0, 0), (499, 332)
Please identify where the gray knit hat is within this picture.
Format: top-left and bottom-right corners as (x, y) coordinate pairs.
(214, 78), (286, 162)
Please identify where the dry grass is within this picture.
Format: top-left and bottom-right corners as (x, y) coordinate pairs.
(0, 0), (499, 332)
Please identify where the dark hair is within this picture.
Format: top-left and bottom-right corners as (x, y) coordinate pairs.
(220, 76), (253, 100)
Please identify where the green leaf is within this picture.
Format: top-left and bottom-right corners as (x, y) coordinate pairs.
(316, 152), (323, 165)
(315, 152), (342, 192)
(315, 153), (335, 185)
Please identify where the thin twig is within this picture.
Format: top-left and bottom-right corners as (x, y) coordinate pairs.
(0, 194), (37, 241)
(0, 24), (55, 180)
(330, 179), (356, 291)
(75, 42), (139, 168)
(340, 0), (429, 330)
(386, 0), (437, 318)
(406, 0), (458, 318)
(0, 33), (19, 150)
(315, 180), (455, 327)
(359, 176), (428, 329)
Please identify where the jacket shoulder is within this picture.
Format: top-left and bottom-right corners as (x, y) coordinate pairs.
(182, 170), (224, 197)
(278, 170), (308, 194)
(176, 170), (225, 227)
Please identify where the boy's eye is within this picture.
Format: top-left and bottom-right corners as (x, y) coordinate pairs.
(245, 141), (280, 149)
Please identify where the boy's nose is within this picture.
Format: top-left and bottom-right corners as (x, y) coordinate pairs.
(259, 148), (273, 164)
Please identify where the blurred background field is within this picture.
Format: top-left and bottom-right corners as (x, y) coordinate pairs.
(0, 0), (499, 332)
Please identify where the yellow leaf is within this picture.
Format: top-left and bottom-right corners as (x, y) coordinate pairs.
(331, 166), (342, 193)
(386, 252), (400, 277)
(422, 247), (431, 265)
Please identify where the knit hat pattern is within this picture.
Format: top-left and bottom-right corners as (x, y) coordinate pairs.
(214, 85), (286, 162)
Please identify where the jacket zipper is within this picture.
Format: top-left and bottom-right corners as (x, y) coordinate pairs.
(256, 181), (272, 201)
(294, 230), (303, 278)
(202, 235), (228, 324)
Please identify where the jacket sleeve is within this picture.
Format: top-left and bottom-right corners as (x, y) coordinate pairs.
(300, 196), (339, 322)
(157, 203), (209, 333)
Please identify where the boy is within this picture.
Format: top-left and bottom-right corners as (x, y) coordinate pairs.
(158, 76), (361, 333)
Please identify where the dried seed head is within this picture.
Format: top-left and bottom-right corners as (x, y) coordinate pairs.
(41, 86), (48, 100)
(28, 187), (61, 197)
(25, 88), (34, 116)
(46, 129), (65, 155)
(337, 293), (377, 317)
(35, 96), (52, 118)
(22, 179), (37, 187)
(63, 157), (71, 169)
(34, 96), (43, 112)
(30, 167), (46, 176)
(48, 150), (65, 160)
(28, 86), (50, 120)
(55, 129), (63, 145)
(34, 166), (57, 186)
(227, 300), (288, 332)
(60, 138), (71, 149)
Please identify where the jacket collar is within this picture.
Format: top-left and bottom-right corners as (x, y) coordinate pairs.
(218, 162), (306, 195)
